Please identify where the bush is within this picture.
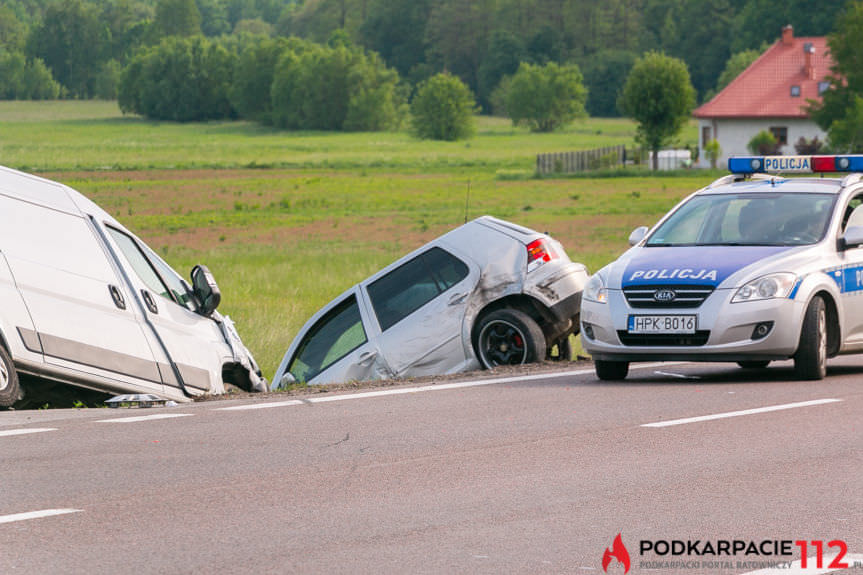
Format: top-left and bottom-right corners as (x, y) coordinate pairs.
(0, 50), (61, 100)
(704, 139), (721, 168)
(271, 43), (403, 131)
(505, 62), (587, 132)
(230, 36), (289, 123)
(748, 130), (781, 155)
(410, 73), (477, 141)
(119, 36), (235, 122)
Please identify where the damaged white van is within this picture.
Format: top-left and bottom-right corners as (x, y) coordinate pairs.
(0, 165), (266, 407)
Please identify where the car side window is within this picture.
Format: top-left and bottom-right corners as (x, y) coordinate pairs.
(843, 195), (863, 232)
(142, 246), (196, 310)
(367, 247), (469, 332)
(289, 295), (367, 382)
(106, 227), (192, 310)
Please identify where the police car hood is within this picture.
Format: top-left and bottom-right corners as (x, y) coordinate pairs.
(617, 245), (799, 288)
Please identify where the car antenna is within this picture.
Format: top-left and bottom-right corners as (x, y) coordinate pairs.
(464, 179), (471, 223)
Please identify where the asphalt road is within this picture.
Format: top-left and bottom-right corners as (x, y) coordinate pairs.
(1, 358), (862, 575)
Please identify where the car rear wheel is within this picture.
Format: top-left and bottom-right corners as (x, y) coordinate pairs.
(0, 346), (21, 408)
(794, 295), (827, 380)
(474, 309), (545, 369)
(737, 360), (770, 369)
(595, 360), (629, 381)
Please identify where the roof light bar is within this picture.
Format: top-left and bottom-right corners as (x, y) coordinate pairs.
(728, 155), (863, 174)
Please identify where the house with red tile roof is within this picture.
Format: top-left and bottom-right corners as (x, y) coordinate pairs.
(693, 26), (833, 168)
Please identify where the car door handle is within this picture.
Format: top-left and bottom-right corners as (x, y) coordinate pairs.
(108, 284), (126, 310)
(141, 290), (159, 314)
(448, 292), (468, 305)
(358, 350), (378, 366)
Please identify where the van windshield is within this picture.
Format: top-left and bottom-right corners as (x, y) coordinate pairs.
(646, 192), (836, 247)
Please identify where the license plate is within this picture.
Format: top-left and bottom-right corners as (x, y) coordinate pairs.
(628, 315), (697, 334)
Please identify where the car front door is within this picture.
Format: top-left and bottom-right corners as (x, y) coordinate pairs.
(838, 193), (863, 346)
(0, 197), (163, 393)
(285, 289), (391, 385)
(102, 225), (224, 395)
(363, 246), (480, 377)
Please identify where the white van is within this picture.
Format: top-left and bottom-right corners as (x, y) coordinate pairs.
(0, 165), (266, 407)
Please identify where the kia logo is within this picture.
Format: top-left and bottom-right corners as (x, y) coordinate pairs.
(653, 289), (677, 302)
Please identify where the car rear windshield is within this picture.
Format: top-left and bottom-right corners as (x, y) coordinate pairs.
(646, 192), (837, 247)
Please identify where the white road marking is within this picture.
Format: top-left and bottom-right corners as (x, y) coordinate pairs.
(0, 509), (81, 525)
(216, 362), (687, 412)
(739, 553), (863, 574)
(0, 427), (57, 438)
(96, 413), (193, 423)
(642, 398), (843, 428)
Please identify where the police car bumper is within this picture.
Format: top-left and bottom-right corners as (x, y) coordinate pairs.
(580, 289), (805, 362)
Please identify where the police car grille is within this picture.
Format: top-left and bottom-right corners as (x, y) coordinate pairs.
(623, 284), (714, 308)
(617, 330), (711, 346)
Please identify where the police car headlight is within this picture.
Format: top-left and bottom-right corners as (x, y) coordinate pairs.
(731, 273), (797, 303)
(584, 274), (608, 304)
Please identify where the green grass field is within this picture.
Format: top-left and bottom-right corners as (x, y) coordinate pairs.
(0, 101), (716, 378)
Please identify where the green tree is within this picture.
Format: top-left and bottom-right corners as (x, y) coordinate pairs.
(477, 30), (525, 112)
(154, 0), (202, 38)
(410, 72), (477, 141)
(0, 50), (61, 99)
(26, 0), (110, 98)
(359, 0), (432, 81)
(810, 1), (863, 152)
(0, 6), (27, 52)
(230, 36), (287, 123)
(505, 62), (587, 132)
(827, 95), (863, 152)
(118, 36), (235, 121)
(580, 50), (636, 117)
(620, 52), (695, 170)
(271, 42), (402, 131)
(731, 0), (847, 54)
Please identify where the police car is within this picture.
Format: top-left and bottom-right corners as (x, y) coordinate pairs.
(580, 155), (863, 380)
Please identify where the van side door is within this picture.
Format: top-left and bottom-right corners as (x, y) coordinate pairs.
(363, 246), (480, 377)
(101, 225), (226, 395)
(0, 195), (164, 393)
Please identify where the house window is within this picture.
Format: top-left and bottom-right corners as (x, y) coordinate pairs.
(790, 85), (801, 97)
(819, 81), (831, 95)
(702, 126), (711, 148)
(769, 126), (788, 146)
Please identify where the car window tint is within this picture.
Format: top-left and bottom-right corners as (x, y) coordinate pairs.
(424, 247), (469, 290)
(288, 295), (367, 382)
(106, 227), (172, 301)
(368, 247), (468, 332)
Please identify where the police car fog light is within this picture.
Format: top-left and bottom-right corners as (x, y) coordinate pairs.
(583, 323), (595, 340)
(751, 321), (774, 340)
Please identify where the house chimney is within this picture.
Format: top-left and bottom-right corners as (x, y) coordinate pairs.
(804, 42), (815, 79)
(782, 25), (793, 46)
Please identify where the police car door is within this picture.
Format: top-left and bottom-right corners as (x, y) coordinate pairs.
(102, 225), (223, 395)
(839, 193), (863, 346)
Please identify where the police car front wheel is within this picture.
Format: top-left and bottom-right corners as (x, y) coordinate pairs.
(595, 360), (629, 381)
(794, 296), (828, 381)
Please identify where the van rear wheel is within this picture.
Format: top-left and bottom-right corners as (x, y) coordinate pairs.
(0, 346), (21, 408)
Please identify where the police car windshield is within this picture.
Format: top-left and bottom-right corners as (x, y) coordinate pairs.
(646, 192), (836, 247)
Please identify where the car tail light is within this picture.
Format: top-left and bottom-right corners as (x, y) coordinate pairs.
(526, 238), (557, 272)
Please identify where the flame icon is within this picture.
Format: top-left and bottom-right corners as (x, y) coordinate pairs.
(602, 533), (630, 574)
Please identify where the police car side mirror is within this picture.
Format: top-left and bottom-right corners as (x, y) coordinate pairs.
(628, 226), (649, 246)
(191, 264), (221, 317)
(840, 225), (863, 251)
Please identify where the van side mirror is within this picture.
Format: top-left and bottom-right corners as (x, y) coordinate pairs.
(191, 264), (221, 317)
(628, 226), (649, 246)
(840, 225), (863, 251)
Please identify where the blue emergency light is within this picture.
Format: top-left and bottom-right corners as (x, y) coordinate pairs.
(728, 155), (863, 174)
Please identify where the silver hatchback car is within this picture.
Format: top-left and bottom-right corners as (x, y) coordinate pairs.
(273, 216), (589, 387)
(581, 154), (863, 381)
